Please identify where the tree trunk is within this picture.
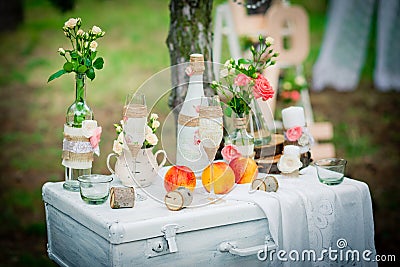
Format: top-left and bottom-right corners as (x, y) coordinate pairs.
(166, 0), (214, 117)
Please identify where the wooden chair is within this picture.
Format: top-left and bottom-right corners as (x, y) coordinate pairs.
(213, 0), (335, 159)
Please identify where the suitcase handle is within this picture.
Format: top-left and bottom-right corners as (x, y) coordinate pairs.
(218, 241), (277, 257)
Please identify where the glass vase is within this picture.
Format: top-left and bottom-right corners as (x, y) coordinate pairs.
(229, 114), (255, 158)
(249, 98), (272, 147)
(63, 73), (94, 191)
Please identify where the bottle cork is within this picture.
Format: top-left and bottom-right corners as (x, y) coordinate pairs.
(190, 53), (205, 74)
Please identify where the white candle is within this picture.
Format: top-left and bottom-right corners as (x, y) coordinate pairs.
(282, 106), (306, 129)
(283, 145), (300, 156)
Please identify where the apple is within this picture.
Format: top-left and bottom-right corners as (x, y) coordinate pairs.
(229, 157), (258, 184)
(201, 162), (235, 194)
(164, 165), (196, 192)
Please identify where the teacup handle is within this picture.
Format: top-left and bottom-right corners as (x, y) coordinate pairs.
(154, 150), (167, 168)
(106, 153), (118, 174)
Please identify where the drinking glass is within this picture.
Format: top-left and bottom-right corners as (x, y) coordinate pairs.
(198, 96), (223, 202)
(123, 92), (147, 200)
(315, 158), (347, 185)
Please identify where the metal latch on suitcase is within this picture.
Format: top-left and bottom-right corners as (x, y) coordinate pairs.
(218, 236), (277, 257)
(145, 224), (180, 258)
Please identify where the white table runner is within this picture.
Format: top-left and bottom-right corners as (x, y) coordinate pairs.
(226, 166), (377, 266)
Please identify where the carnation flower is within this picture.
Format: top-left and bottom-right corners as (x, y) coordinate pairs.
(150, 113), (159, 120)
(113, 140), (123, 155)
(89, 41), (98, 52)
(253, 74), (274, 101)
(64, 18), (78, 28)
(152, 120), (160, 129)
(234, 73), (251, 87)
(145, 133), (158, 146)
(91, 26), (102, 35)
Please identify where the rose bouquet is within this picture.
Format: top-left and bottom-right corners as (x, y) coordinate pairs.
(211, 35), (278, 117)
(48, 17), (105, 82)
(113, 113), (160, 155)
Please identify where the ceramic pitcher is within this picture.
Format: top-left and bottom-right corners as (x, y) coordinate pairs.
(107, 148), (166, 188)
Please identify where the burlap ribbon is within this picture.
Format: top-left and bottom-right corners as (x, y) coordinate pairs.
(233, 117), (247, 129)
(123, 104), (147, 118)
(199, 106), (223, 119)
(178, 114), (199, 127)
(62, 133), (94, 162)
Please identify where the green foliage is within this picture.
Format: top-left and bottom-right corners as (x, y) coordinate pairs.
(47, 18), (106, 82)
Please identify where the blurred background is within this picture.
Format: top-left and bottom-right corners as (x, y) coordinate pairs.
(0, 0), (398, 266)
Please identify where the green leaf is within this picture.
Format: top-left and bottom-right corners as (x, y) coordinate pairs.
(90, 51), (97, 60)
(63, 62), (73, 72)
(86, 67), (95, 80)
(238, 58), (251, 65)
(77, 65), (87, 73)
(47, 69), (67, 82)
(223, 105), (232, 117)
(85, 58), (92, 67)
(93, 57), (104, 70)
(70, 51), (78, 59)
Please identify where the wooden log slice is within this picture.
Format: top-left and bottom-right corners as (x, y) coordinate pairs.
(254, 134), (284, 159)
(110, 187), (135, 209)
(164, 187), (193, 211)
(256, 154), (281, 174)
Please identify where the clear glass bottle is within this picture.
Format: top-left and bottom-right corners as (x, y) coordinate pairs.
(63, 73), (93, 191)
(176, 54), (208, 176)
(249, 98), (272, 147)
(229, 114), (255, 158)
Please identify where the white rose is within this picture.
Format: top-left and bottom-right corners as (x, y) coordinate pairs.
(89, 41), (98, 52)
(152, 120), (160, 129)
(82, 120), (98, 138)
(265, 37), (274, 46)
(298, 133), (310, 147)
(113, 140), (123, 155)
(145, 133), (158, 146)
(277, 154), (302, 173)
(64, 18), (78, 28)
(77, 29), (84, 36)
(91, 26), (102, 35)
(220, 68), (229, 78)
(58, 48), (65, 55)
(150, 113), (158, 120)
(295, 76), (306, 86)
(145, 125), (153, 135)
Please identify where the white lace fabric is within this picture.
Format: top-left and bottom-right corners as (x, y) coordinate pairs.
(227, 166), (377, 266)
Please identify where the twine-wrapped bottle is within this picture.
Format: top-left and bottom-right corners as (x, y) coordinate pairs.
(176, 54), (208, 176)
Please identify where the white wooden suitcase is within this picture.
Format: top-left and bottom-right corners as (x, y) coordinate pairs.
(42, 170), (276, 267)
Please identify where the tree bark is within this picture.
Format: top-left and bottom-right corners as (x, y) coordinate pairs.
(166, 0), (214, 117)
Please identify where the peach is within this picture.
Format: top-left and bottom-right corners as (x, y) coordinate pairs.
(229, 157), (258, 184)
(201, 162), (235, 194)
(164, 166), (196, 192)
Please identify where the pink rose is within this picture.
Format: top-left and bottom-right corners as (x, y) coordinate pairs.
(90, 127), (102, 149)
(253, 74), (274, 101)
(221, 144), (242, 162)
(290, 91), (301, 102)
(281, 91), (291, 100)
(234, 73), (251, 87)
(286, 126), (302, 142)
